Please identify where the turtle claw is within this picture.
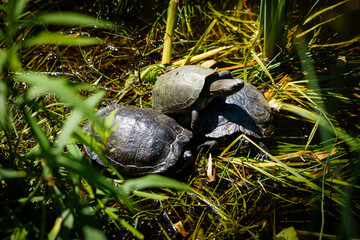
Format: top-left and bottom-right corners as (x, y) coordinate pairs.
(255, 152), (269, 161)
(255, 141), (269, 161)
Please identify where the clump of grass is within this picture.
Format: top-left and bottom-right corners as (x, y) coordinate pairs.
(259, 0), (287, 59)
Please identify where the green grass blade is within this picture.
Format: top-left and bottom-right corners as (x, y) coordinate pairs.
(243, 135), (322, 191)
(31, 12), (114, 29)
(183, 19), (217, 66)
(8, 45), (22, 71)
(327, 179), (360, 189)
(82, 225), (107, 240)
(260, 0), (287, 59)
(22, 107), (52, 151)
(65, 139), (83, 160)
(15, 72), (102, 125)
(281, 104), (359, 150)
(6, 0), (27, 41)
(48, 216), (63, 240)
(0, 49), (7, 73)
(97, 199), (144, 239)
(119, 219), (144, 240)
(0, 80), (9, 129)
(23, 32), (102, 47)
(6, 0), (27, 21)
(239, 159), (302, 190)
(305, 112), (321, 150)
(75, 128), (125, 181)
(132, 190), (169, 201)
(251, 49), (275, 85)
(0, 168), (26, 179)
(54, 155), (133, 210)
(304, 0), (349, 25)
(122, 174), (191, 194)
(122, 175), (230, 220)
(55, 90), (105, 149)
(297, 14), (345, 39)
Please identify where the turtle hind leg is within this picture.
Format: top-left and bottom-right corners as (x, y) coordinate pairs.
(164, 149), (195, 181)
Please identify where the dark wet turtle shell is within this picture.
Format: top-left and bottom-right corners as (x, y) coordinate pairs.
(199, 81), (274, 139)
(83, 104), (192, 176)
(152, 65), (217, 115)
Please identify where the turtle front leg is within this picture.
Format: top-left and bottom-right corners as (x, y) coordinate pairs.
(191, 109), (199, 132)
(197, 140), (219, 152)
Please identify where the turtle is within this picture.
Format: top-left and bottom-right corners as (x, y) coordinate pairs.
(152, 65), (244, 131)
(83, 104), (193, 176)
(197, 80), (274, 159)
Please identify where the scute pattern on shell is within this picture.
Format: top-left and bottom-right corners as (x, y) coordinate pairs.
(83, 104), (192, 176)
(152, 65), (217, 114)
(199, 81), (273, 139)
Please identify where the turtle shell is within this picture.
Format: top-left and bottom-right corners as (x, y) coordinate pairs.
(83, 104), (192, 176)
(152, 65), (217, 115)
(199, 81), (274, 139)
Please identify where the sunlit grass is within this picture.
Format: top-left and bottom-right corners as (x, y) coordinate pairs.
(1, 0), (359, 239)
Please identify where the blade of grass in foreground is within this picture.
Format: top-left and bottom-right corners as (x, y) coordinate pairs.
(23, 32), (102, 47)
(15, 72), (102, 126)
(15, 73), (127, 181)
(55, 90), (105, 149)
(123, 174), (230, 220)
(97, 199), (144, 240)
(0, 80), (9, 129)
(0, 168), (26, 179)
(30, 12), (115, 29)
(22, 106), (133, 210)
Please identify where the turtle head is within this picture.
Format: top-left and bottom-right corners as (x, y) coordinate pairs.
(209, 78), (244, 97)
(202, 70), (244, 97)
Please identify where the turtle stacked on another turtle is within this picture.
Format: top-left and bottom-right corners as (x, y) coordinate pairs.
(152, 65), (244, 131)
(83, 65), (274, 177)
(83, 66), (245, 176)
(152, 65), (274, 159)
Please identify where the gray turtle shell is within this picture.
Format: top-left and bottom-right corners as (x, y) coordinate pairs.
(83, 104), (192, 176)
(152, 65), (217, 114)
(199, 81), (274, 139)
